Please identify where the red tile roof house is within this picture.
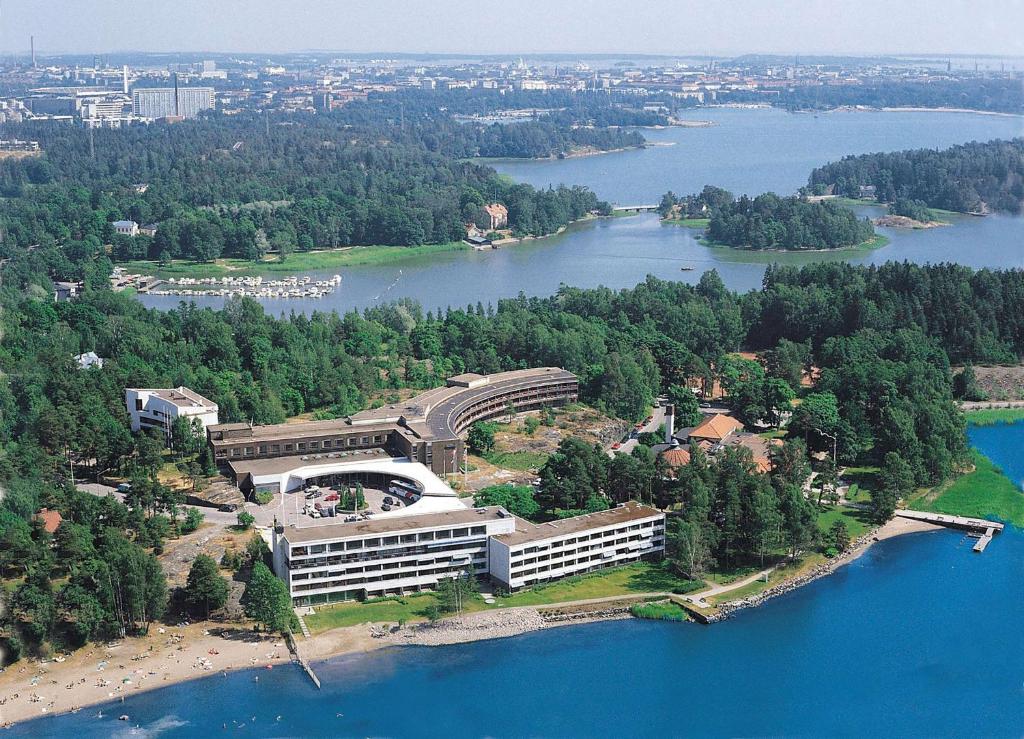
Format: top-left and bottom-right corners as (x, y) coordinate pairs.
(35, 507), (63, 534)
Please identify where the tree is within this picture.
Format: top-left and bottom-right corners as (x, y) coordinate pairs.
(185, 554), (229, 619)
(135, 429), (166, 476)
(790, 392), (840, 454)
(666, 518), (715, 580)
(814, 458), (838, 507)
(236, 511), (255, 530)
(473, 484), (540, 519)
(245, 532), (271, 567)
(434, 573), (478, 616)
(871, 452), (913, 524)
(827, 520), (850, 553)
(667, 385), (702, 427)
(241, 562), (292, 633)
(180, 507), (204, 534)
(952, 364), (986, 401)
(467, 422), (497, 455)
(537, 437), (608, 513)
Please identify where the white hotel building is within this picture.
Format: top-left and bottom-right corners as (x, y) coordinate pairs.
(272, 497), (665, 606)
(125, 387), (219, 439)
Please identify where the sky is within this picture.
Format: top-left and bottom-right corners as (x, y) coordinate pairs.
(1, 0), (1022, 58)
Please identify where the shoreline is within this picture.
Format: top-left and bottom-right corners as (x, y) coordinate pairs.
(0, 517), (946, 728)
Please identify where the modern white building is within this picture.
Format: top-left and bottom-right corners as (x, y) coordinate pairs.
(274, 506), (517, 606)
(125, 387), (219, 438)
(131, 87), (215, 119)
(488, 502), (666, 591)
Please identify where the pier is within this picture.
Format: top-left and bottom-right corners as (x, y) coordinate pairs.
(895, 509), (1004, 552)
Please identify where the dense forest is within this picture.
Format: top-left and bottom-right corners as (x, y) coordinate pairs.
(704, 193), (875, 250)
(723, 77), (1023, 115)
(808, 138), (1024, 213)
(6, 252), (1023, 651)
(0, 112), (609, 264)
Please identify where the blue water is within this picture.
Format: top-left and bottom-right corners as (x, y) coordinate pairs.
(14, 436), (1024, 737)
(969, 422), (1024, 493)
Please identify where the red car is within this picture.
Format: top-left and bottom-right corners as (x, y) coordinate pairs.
(324, 493), (340, 502)
(611, 442), (622, 450)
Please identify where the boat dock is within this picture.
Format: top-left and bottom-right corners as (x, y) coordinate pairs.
(895, 509), (1004, 553)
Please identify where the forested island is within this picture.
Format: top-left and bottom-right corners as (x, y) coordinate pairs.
(724, 77), (1023, 115)
(808, 138), (1024, 214)
(667, 190), (876, 250)
(0, 114), (611, 266)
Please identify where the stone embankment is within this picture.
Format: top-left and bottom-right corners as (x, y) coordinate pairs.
(709, 529), (882, 622)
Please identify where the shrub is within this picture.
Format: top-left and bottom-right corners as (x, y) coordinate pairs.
(255, 491), (273, 506)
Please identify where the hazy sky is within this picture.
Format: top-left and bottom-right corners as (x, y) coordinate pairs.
(1, 0), (1022, 58)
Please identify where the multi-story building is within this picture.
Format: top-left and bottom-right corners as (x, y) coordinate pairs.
(273, 506), (517, 606)
(207, 368), (578, 477)
(131, 87), (215, 119)
(272, 501), (666, 606)
(112, 219), (139, 236)
(488, 502), (666, 591)
(126, 387), (219, 438)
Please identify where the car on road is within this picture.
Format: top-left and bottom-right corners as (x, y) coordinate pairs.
(611, 442), (622, 450)
(116, 483), (131, 493)
(381, 503), (392, 511)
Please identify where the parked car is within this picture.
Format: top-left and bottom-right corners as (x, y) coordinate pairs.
(324, 493), (339, 502)
(218, 503), (238, 512)
(611, 442), (622, 450)
(383, 496), (394, 505)
(116, 483), (131, 493)
(381, 503), (392, 512)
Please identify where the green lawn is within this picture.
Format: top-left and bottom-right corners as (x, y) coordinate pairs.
(495, 562), (702, 607)
(964, 408), (1024, 427)
(817, 505), (874, 538)
(662, 217), (710, 228)
(304, 594), (439, 633)
(918, 450), (1024, 527)
(482, 450), (549, 471)
(122, 242), (467, 280)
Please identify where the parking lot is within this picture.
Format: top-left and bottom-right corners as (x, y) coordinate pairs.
(274, 482), (418, 526)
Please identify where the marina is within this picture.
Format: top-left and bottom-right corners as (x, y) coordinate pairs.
(121, 270), (342, 299)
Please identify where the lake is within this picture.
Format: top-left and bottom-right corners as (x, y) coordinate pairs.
(14, 424), (1024, 737)
(136, 108), (1024, 316)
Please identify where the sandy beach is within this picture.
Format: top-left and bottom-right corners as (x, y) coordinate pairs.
(0, 516), (944, 726)
(0, 625), (288, 727)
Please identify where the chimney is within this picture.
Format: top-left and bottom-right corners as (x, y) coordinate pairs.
(122, 65), (129, 94)
(173, 72), (179, 116)
(30, 36), (35, 68)
(664, 404), (675, 445)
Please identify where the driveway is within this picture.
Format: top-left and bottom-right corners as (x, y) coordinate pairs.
(611, 404), (667, 457)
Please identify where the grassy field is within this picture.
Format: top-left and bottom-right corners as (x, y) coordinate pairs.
(123, 242), (467, 280)
(964, 408), (1024, 426)
(304, 594), (439, 633)
(817, 505), (874, 538)
(662, 217), (710, 228)
(916, 450), (1024, 527)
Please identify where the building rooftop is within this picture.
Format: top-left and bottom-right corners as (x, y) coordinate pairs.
(494, 501), (663, 547)
(689, 413), (743, 442)
(281, 505), (511, 544)
(132, 386), (217, 410)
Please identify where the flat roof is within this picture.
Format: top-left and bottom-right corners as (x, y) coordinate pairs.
(282, 505), (510, 544)
(209, 367), (577, 445)
(229, 448), (390, 477)
(494, 502), (663, 547)
(131, 386), (216, 409)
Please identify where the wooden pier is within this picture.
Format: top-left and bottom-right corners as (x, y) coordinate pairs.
(895, 509), (1003, 553)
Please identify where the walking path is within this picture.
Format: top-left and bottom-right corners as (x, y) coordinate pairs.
(681, 565), (780, 608)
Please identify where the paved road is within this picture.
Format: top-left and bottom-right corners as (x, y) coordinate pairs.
(611, 404), (667, 457)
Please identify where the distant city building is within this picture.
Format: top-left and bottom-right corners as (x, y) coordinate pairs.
(112, 219), (139, 236)
(126, 387), (219, 439)
(132, 87), (215, 119)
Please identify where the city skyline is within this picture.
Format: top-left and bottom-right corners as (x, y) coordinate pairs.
(0, 0), (1022, 58)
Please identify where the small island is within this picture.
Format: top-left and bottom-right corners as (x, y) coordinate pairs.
(660, 187), (878, 251)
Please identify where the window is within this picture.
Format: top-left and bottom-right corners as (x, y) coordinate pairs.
(400, 534), (417, 544)
(298, 443), (306, 451)
(345, 541), (362, 550)
(135, 399), (143, 411)
(383, 536), (398, 546)
(436, 530), (451, 539)
(285, 444), (294, 452)
(230, 449), (240, 457)
(334, 439), (344, 448)
(365, 538), (380, 548)
(310, 441), (320, 450)
(471, 526), (485, 535)
(453, 528), (469, 538)
(418, 532), (435, 542)
(348, 438), (357, 447)
(271, 444), (280, 453)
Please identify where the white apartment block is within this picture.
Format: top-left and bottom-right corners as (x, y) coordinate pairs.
(126, 387), (219, 438)
(488, 502), (666, 591)
(273, 507), (517, 606)
(132, 87), (215, 119)
(271, 501), (666, 606)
